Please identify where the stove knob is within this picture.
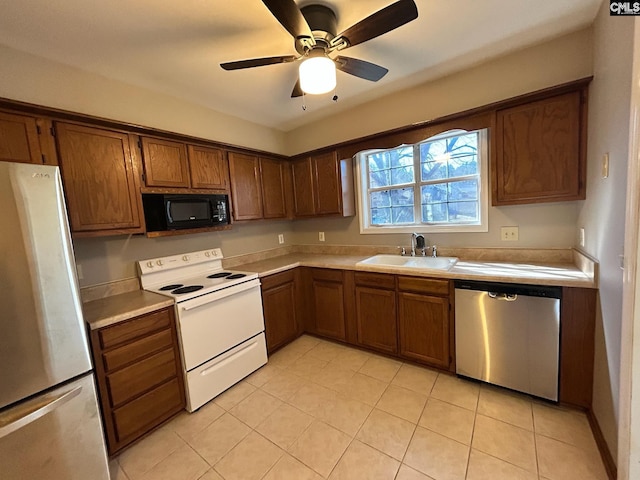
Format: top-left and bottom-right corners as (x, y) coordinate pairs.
(204, 251), (210, 257)
(211, 250), (218, 257)
(182, 255), (190, 262)
(156, 260), (163, 266)
(146, 261), (154, 268)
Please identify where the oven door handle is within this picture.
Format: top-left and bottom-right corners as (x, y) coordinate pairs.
(180, 280), (260, 312)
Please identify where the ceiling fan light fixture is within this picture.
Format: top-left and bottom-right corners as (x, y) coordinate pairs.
(299, 55), (336, 95)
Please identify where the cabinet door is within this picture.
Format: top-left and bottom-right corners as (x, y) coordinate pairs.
(228, 152), (264, 220)
(262, 278), (298, 353)
(260, 157), (287, 219)
(187, 145), (229, 189)
(355, 286), (397, 354)
(311, 270), (346, 341)
(398, 292), (449, 368)
(313, 151), (342, 215)
(140, 137), (190, 188)
(0, 111), (43, 164)
(55, 123), (144, 234)
(292, 157), (316, 216)
(494, 91), (583, 205)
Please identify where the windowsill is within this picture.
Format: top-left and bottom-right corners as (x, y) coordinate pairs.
(359, 224), (489, 234)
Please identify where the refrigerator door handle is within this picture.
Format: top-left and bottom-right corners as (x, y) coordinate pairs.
(0, 385), (82, 439)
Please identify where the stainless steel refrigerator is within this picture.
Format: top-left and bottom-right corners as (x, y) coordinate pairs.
(0, 162), (110, 479)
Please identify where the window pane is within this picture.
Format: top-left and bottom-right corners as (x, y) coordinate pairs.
(391, 166), (413, 185)
(422, 203), (447, 222)
(368, 153), (389, 171)
(371, 208), (391, 225)
(448, 201), (478, 222)
(370, 190), (391, 208)
(420, 132), (478, 181)
(369, 169), (391, 188)
(390, 187), (414, 207)
(448, 179), (478, 202)
(421, 161), (447, 181)
(392, 207), (414, 224)
(421, 184), (447, 203)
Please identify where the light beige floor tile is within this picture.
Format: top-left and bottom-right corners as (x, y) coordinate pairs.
(466, 449), (538, 480)
(404, 426), (469, 480)
(187, 413), (251, 466)
(313, 363), (356, 391)
(287, 335), (321, 353)
(214, 431), (283, 480)
(109, 459), (129, 480)
(213, 381), (256, 410)
(321, 394), (373, 436)
(533, 402), (599, 452)
(327, 348), (371, 371)
(197, 470), (223, 480)
(536, 434), (608, 480)
(477, 386), (533, 431)
(262, 454), (323, 480)
(376, 384), (427, 424)
(170, 402), (225, 443)
(256, 403), (313, 449)
(118, 426), (186, 480)
(288, 382), (338, 417)
(268, 345), (306, 368)
(336, 372), (388, 406)
(229, 389), (282, 427)
(261, 370), (309, 401)
(245, 363), (282, 387)
(288, 420), (351, 477)
(356, 408), (416, 460)
(287, 353), (329, 378)
(395, 464), (436, 480)
(328, 440), (400, 480)
(306, 340), (346, 361)
(139, 444), (209, 480)
(419, 398), (475, 445)
(358, 355), (403, 382)
(430, 374), (479, 411)
(472, 414), (537, 473)
(392, 364), (438, 396)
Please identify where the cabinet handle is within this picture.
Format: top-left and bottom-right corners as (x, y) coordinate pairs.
(487, 292), (517, 302)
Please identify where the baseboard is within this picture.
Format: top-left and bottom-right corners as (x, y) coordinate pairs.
(587, 408), (617, 480)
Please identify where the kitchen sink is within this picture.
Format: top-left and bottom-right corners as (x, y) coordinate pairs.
(357, 254), (458, 271)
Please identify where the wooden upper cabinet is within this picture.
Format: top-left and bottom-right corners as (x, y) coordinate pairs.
(228, 152), (263, 220)
(55, 123), (144, 236)
(493, 90), (586, 205)
(292, 151), (355, 218)
(140, 137), (190, 188)
(0, 111), (43, 164)
(260, 157), (287, 219)
(187, 145), (228, 190)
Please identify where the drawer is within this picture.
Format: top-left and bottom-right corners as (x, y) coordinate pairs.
(311, 268), (343, 282)
(112, 378), (183, 443)
(397, 276), (450, 296)
(107, 348), (177, 407)
(261, 269), (295, 290)
(102, 329), (173, 373)
(99, 308), (172, 350)
(354, 272), (395, 289)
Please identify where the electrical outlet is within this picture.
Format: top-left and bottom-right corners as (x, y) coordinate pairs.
(278, 234), (284, 244)
(500, 226), (519, 241)
(76, 263), (84, 280)
(319, 231), (325, 242)
(579, 228), (585, 247)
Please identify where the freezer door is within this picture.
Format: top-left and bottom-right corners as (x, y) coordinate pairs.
(0, 373), (110, 479)
(0, 163), (91, 409)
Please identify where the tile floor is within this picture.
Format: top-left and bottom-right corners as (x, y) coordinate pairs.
(109, 335), (608, 480)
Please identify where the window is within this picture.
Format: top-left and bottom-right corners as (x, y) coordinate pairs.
(356, 129), (488, 234)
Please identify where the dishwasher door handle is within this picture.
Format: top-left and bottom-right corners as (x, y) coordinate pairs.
(487, 292), (518, 301)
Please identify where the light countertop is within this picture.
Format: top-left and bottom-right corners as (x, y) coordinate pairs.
(83, 290), (174, 330)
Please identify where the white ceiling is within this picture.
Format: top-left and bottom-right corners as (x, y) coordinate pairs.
(0, 1), (601, 132)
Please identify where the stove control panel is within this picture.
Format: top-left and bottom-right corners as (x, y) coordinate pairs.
(138, 248), (223, 275)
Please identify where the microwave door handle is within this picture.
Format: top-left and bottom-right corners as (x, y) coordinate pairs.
(166, 201), (173, 223)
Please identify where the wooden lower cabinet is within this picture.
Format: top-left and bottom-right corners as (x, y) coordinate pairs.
(310, 269), (346, 341)
(354, 272), (397, 354)
(90, 307), (185, 456)
(261, 270), (299, 353)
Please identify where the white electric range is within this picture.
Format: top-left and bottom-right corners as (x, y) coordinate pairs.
(138, 248), (267, 412)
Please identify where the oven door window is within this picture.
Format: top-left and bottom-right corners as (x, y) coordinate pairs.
(167, 200), (211, 224)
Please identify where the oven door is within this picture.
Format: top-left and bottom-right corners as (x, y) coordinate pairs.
(176, 279), (265, 371)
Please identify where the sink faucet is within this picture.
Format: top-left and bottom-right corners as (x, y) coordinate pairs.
(431, 245), (437, 258)
(410, 233), (425, 256)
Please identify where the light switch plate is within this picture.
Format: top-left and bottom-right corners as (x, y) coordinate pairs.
(319, 231), (325, 242)
(602, 153), (610, 178)
(278, 234), (284, 244)
(501, 226), (519, 241)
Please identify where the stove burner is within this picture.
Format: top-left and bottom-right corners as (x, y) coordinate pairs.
(172, 285), (204, 294)
(160, 284), (183, 291)
(226, 273), (247, 280)
(207, 272), (233, 279)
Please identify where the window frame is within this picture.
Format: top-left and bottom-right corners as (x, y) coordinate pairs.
(355, 129), (489, 234)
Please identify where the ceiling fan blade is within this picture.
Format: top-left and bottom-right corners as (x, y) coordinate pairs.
(262, 0), (315, 45)
(291, 79), (303, 98)
(335, 56), (388, 82)
(220, 55), (297, 70)
(331, 0), (418, 49)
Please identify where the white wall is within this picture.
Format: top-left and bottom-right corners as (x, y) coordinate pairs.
(577, 3), (635, 462)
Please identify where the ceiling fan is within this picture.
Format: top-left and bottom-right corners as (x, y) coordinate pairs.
(220, 0), (419, 98)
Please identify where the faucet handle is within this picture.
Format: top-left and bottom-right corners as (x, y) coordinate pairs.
(431, 245), (437, 258)
(397, 246), (406, 256)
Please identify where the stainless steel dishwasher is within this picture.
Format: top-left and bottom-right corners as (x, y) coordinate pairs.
(454, 280), (561, 401)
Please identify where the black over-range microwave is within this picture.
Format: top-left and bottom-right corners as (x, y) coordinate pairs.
(142, 193), (230, 232)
